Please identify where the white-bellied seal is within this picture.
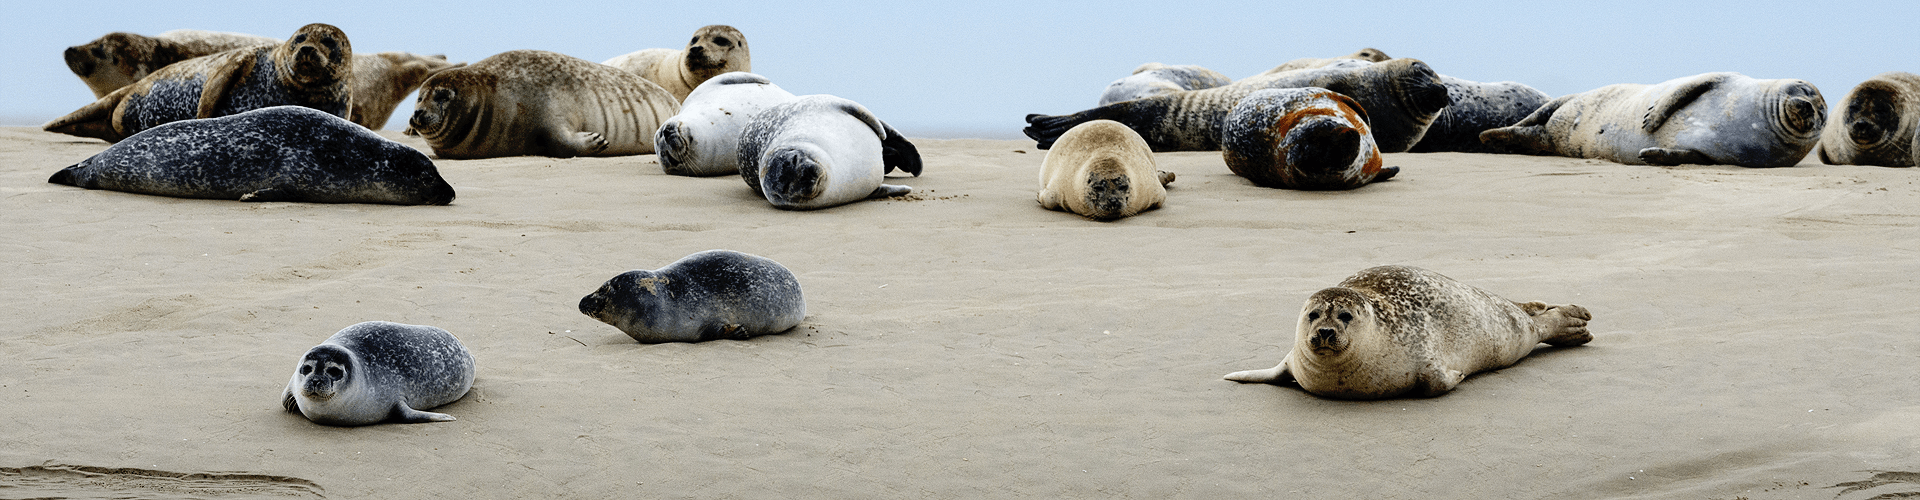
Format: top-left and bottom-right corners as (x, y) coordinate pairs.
(48, 106), (455, 205)
(737, 95), (920, 210)
(578, 250), (806, 343)
(1250, 48), (1391, 78)
(1479, 72), (1826, 167)
(347, 52), (465, 130)
(406, 50), (680, 159)
(63, 29), (278, 98)
(1406, 75), (1550, 154)
(1224, 265), (1593, 400)
(1026, 58), (1450, 153)
(283, 321), (475, 426)
(603, 25), (752, 102)
(1221, 88), (1397, 190)
(1097, 63), (1232, 106)
(44, 23), (355, 143)
(1817, 72), (1920, 168)
(1036, 119), (1174, 220)
(655, 72), (799, 176)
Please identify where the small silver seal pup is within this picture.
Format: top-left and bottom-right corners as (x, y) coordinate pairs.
(1406, 75), (1551, 154)
(1036, 119), (1174, 220)
(1817, 71), (1920, 168)
(1097, 63), (1233, 106)
(1479, 72), (1826, 167)
(407, 50), (680, 159)
(1224, 265), (1593, 400)
(63, 29), (278, 98)
(282, 321), (475, 426)
(603, 25), (752, 102)
(48, 106), (455, 205)
(737, 95), (921, 210)
(1221, 87), (1397, 190)
(578, 250), (807, 343)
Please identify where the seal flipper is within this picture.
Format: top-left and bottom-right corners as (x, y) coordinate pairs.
(1639, 147), (1712, 166)
(1415, 366), (1466, 397)
(1642, 73), (1729, 133)
(240, 186), (301, 202)
(1371, 166), (1400, 183)
(1223, 353), (1296, 384)
(197, 51), (258, 119)
(43, 86), (134, 143)
(549, 131), (609, 158)
(1023, 106), (1122, 150)
(48, 164), (86, 187)
(879, 122), (922, 176)
(282, 388), (298, 412)
(390, 402), (456, 423)
(866, 184), (911, 199)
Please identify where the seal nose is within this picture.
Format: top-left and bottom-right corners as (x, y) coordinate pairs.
(64, 46), (94, 75)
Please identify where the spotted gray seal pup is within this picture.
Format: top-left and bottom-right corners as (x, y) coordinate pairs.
(1037, 119), (1174, 220)
(1479, 72), (1826, 167)
(63, 29), (278, 98)
(1096, 63), (1232, 106)
(1026, 58), (1450, 153)
(48, 106), (456, 205)
(1817, 72), (1920, 168)
(1249, 48), (1391, 78)
(603, 25), (752, 102)
(1407, 75), (1550, 154)
(44, 23), (354, 143)
(1222, 88), (1397, 190)
(347, 52), (465, 129)
(282, 321), (475, 426)
(407, 50), (680, 159)
(1224, 265), (1593, 400)
(737, 95), (920, 210)
(578, 250), (807, 343)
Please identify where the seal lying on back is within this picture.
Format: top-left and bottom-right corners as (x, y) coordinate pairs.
(1817, 72), (1920, 168)
(1097, 63), (1233, 106)
(44, 23), (355, 143)
(578, 250), (806, 343)
(1221, 88), (1397, 190)
(63, 29), (277, 98)
(1036, 120), (1174, 220)
(407, 50), (680, 159)
(1250, 48), (1391, 78)
(1407, 75), (1551, 154)
(655, 72), (921, 177)
(283, 321), (474, 426)
(347, 52), (464, 129)
(603, 25), (752, 102)
(48, 106), (455, 205)
(1224, 265), (1593, 400)
(737, 95), (919, 210)
(1480, 72), (1826, 167)
(1026, 59), (1450, 153)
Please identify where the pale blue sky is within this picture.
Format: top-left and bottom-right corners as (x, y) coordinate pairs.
(3, 1), (1913, 138)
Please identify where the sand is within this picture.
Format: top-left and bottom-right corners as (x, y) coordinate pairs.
(2, 126), (1917, 499)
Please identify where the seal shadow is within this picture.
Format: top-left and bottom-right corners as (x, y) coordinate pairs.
(1829, 470), (1920, 499)
(0, 462), (325, 498)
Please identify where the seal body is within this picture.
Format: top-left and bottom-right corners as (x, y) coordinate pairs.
(1480, 72), (1826, 167)
(44, 23), (355, 143)
(1224, 265), (1593, 400)
(348, 52), (465, 129)
(407, 50), (680, 159)
(1250, 48), (1392, 78)
(654, 72), (799, 176)
(578, 250), (806, 343)
(1407, 75), (1550, 154)
(737, 95), (919, 210)
(1097, 63), (1232, 106)
(1817, 72), (1920, 168)
(603, 25), (751, 102)
(64, 29), (277, 98)
(1036, 120), (1174, 220)
(48, 106), (456, 205)
(1221, 88), (1396, 190)
(1026, 59), (1450, 153)
(282, 321), (475, 426)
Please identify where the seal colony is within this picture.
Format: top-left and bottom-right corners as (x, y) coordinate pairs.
(283, 321), (475, 426)
(407, 50), (681, 159)
(578, 250), (807, 343)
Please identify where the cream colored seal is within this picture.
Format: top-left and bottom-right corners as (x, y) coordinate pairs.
(1036, 119), (1173, 220)
(406, 50), (680, 159)
(347, 52), (464, 130)
(1817, 72), (1920, 168)
(1480, 72), (1826, 167)
(1251, 48), (1390, 78)
(63, 29), (278, 99)
(603, 25), (751, 102)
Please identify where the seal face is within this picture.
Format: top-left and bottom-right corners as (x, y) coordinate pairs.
(736, 95), (920, 210)
(1480, 72), (1827, 168)
(48, 106), (456, 205)
(1097, 63), (1233, 106)
(654, 72), (799, 176)
(1817, 71), (1920, 168)
(1036, 119), (1174, 220)
(63, 29), (278, 98)
(407, 50), (680, 159)
(347, 52), (465, 130)
(1224, 265), (1594, 400)
(603, 25), (752, 102)
(282, 321), (475, 426)
(1406, 75), (1551, 154)
(1221, 87), (1397, 190)
(578, 250), (807, 343)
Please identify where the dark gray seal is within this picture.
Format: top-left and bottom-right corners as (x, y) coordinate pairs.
(282, 321), (475, 426)
(1480, 72), (1826, 167)
(1406, 75), (1551, 154)
(1817, 71), (1920, 168)
(578, 250), (807, 343)
(1221, 88), (1397, 190)
(48, 106), (456, 205)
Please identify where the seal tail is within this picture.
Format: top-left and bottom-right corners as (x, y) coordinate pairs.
(1082, 157), (1134, 220)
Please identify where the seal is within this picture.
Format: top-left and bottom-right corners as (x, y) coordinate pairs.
(347, 52), (465, 130)
(603, 25), (752, 102)
(282, 321), (475, 426)
(63, 29), (277, 98)
(1025, 58), (1450, 153)
(406, 50), (681, 159)
(1224, 265), (1593, 400)
(1036, 119), (1175, 220)
(656, 72), (921, 177)
(1406, 75), (1551, 154)
(1251, 48), (1392, 78)
(578, 249), (807, 343)
(1480, 72), (1826, 167)
(48, 106), (456, 205)
(737, 95), (920, 210)
(1097, 63), (1233, 106)
(1221, 87), (1397, 190)
(1817, 71), (1920, 168)
(43, 23), (355, 143)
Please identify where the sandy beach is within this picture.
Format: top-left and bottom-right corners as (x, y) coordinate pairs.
(2, 126), (1917, 498)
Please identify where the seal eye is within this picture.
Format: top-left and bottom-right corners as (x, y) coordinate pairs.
(1307, 311), (1320, 320)
(91, 47), (106, 59)
(299, 365), (312, 375)
(713, 37), (731, 47)
(689, 36), (699, 45)
(434, 88), (454, 102)
(293, 34), (308, 44)
(1337, 312), (1353, 322)
(325, 367), (344, 379)
(320, 38), (338, 51)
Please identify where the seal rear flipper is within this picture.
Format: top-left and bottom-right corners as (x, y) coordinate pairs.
(879, 122), (922, 176)
(239, 186), (300, 202)
(48, 164), (87, 187)
(43, 87), (133, 143)
(866, 184), (911, 199)
(1639, 147), (1712, 166)
(1371, 165), (1400, 183)
(1642, 73), (1728, 133)
(390, 402), (456, 423)
(1024, 107), (1117, 150)
(1478, 125), (1551, 155)
(1223, 353), (1295, 384)
(1157, 170), (1176, 186)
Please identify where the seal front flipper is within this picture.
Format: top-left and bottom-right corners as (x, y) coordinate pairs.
(390, 402), (456, 423)
(282, 388), (298, 412)
(866, 184), (911, 199)
(1638, 147), (1712, 166)
(196, 51), (257, 119)
(879, 122), (922, 176)
(1642, 73), (1729, 133)
(43, 86), (134, 142)
(549, 131), (609, 157)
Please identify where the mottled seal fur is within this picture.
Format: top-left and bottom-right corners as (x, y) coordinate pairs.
(1407, 75), (1551, 154)
(737, 95), (920, 210)
(1480, 72), (1826, 167)
(1026, 58), (1450, 153)
(603, 25), (752, 102)
(1817, 72), (1920, 168)
(282, 321), (475, 426)
(578, 250), (807, 343)
(1221, 88), (1397, 190)
(1097, 63), (1233, 106)
(1224, 265), (1593, 400)
(44, 23), (355, 143)
(347, 52), (465, 129)
(1036, 120), (1174, 220)
(407, 50), (680, 159)
(1251, 48), (1392, 78)
(63, 29), (277, 98)
(48, 106), (455, 205)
